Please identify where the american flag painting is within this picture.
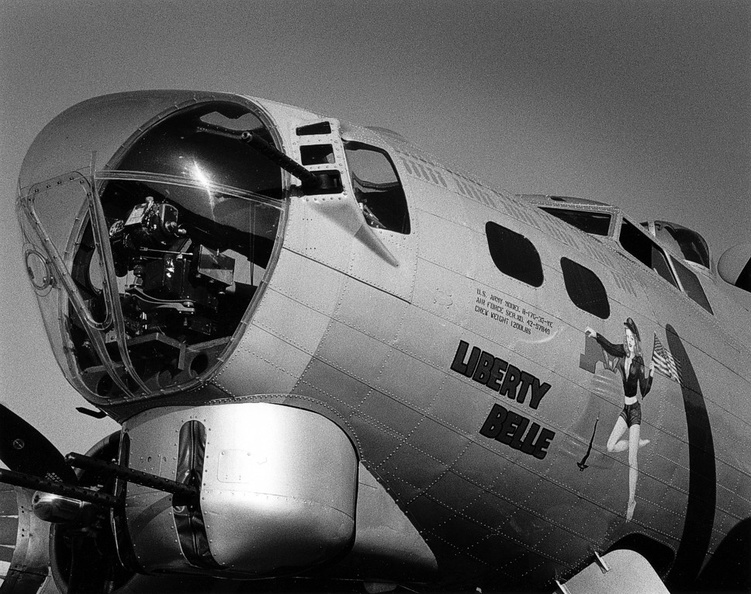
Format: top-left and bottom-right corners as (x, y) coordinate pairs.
(652, 333), (682, 385)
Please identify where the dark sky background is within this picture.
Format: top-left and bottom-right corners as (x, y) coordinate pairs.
(1, 0), (749, 453)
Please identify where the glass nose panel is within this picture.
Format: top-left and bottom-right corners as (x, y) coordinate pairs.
(18, 173), (124, 398)
(19, 171), (284, 401)
(17, 98), (287, 403)
(21, 172), (113, 329)
(81, 179), (280, 398)
(26, 173), (90, 272)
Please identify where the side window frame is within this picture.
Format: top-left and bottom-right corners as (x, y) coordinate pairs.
(343, 142), (411, 235)
(485, 222), (544, 287)
(670, 256), (714, 314)
(560, 257), (611, 319)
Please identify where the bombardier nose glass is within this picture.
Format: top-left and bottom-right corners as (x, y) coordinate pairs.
(20, 103), (285, 401)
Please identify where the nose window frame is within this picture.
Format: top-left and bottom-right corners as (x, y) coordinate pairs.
(343, 142), (411, 235)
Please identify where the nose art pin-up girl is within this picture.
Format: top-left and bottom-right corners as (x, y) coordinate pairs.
(585, 318), (654, 521)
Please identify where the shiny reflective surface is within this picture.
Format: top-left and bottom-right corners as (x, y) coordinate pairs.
(123, 402), (358, 576)
(17, 98), (286, 402)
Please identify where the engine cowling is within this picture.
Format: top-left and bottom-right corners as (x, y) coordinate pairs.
(48, 433), (133, 594)
(120, 402), (358, 577)
(0, 482), (52, 593)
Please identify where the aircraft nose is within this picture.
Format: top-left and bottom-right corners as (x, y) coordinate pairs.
(16, 91), (287, 403)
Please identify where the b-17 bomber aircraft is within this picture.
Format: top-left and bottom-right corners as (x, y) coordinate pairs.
(1, 91), (750, 594)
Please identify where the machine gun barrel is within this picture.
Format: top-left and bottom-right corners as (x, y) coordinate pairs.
(65, 452), (198, 500)
(0, 468), (117, 507)
(197, 122), (321, 188)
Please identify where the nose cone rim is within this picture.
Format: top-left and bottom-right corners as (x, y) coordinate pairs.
(18, 91), (263, 193)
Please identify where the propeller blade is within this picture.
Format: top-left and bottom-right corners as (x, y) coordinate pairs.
(0, 403), (77, 484)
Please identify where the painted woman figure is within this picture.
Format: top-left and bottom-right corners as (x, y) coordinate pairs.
(585, 317), (654, 521)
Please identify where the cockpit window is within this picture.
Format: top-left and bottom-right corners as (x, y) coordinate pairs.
(653, 221), (711, 268)
(539, 207), (611, 236)
(344, 142), (410, 234)
(619, 219), (678, 287)
(671, 256), (713, 314)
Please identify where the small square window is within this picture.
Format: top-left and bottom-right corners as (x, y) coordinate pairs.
(300, 144), (335, 165)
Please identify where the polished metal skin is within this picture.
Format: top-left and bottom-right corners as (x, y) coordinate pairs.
(7, 91), (751, 592)
(123, 403), (358, 575)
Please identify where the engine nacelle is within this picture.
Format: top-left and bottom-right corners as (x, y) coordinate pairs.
(120, 402), (358, 576)
(0, 484), (52, 593)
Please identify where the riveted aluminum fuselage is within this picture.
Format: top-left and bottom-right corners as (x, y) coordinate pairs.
(15, 91), (751, 591)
